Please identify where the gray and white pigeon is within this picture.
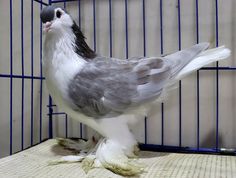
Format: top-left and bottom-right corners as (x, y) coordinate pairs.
(40, 6), (230, 176)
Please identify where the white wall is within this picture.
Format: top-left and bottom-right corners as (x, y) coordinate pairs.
(0, 0), (235, 158)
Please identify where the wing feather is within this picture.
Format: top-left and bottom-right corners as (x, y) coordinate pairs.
(68, 56), (170, 118)
(68, 43), (209, 118)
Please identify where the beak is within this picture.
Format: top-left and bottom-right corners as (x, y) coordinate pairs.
(43, 22), (52, 32)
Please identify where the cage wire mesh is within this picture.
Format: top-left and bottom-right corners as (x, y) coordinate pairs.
(0, 0), (235, 159)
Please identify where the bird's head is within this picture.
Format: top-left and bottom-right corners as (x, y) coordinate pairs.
(40, 6), (96, 59)
(40, 6), (73, 33)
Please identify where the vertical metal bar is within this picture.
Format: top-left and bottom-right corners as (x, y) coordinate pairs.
(195, 0), (200, 150)
(178, 81), (182, 147)
(39, 0), (43, 143)
(196, 73), (200, 147)
(195, 0), (199, 45)
(48, 0), (53, 139)
(215, 0), (219, 151)
(161, 103), (164, 145)
(48, 96), (53, 138)
(144, 117), (147, 144)
(142, 0), (147, 144)
(31, 0), (34, 146)
(63, 0), (68, 140)
(78, 0), (83, 138)
(80, 122), (83, 138)
(160, 0), (163, 55)
(177, 0), (182, 147)
(160, 0), (164, 146)
(142, 0), (146, 57)
(9, 0), (13, 155)
(64, 0), (67, 9)
(21, 0), (25, 150)
(215, 0), (219, 48)
(93, 0), (96, 51)
(125, 0), (128, 59)
(65, 114), (68, 138)
(109, 0), (112, 57)
(177, 0), (182, 51)
(78, 0), (81, 27)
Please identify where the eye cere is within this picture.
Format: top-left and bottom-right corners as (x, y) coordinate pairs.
(56, 10), (61, 18)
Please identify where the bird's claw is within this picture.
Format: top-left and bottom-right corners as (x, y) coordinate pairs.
(81, 155), (96, 173)
(104, 159), (146, 176)
(96, 139), (145, 176)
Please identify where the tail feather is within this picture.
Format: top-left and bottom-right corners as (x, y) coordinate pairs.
(175, 46), (231, 80)
(164, 42), (210, 77)
(134, 43), (230, 103)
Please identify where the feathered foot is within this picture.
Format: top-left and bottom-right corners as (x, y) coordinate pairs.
(96, 139), (145, 176)
(50, 137), (145, 176)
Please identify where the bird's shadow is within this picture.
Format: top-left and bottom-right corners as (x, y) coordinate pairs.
(50, 144), (78, 156)
(50, 140), (170, 160)
(138, 150), (170, 159)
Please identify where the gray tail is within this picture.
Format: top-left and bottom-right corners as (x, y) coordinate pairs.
(164, 42), (209, 78)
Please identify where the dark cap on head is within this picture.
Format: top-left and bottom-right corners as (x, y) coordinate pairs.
(40, 6), (56, 23)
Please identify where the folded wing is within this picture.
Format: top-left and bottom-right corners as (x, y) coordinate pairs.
(68, 43), (212, 118)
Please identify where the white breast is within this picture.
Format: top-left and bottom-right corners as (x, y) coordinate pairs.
(43, 31), (86, 108)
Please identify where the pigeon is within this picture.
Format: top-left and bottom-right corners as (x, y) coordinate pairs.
(40, 5), (231, 176)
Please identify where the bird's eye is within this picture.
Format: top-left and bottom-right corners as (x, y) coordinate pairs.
(56, 10), (61, 18)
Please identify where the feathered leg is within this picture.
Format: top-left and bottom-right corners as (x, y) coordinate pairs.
(91, 116), (145, 176)
(95, 138), (144, 176)
(50, 116), (145, 176)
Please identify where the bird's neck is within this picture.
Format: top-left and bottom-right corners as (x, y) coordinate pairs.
(43, 28), (75, 58)
(43, 22), (96, 64)
(43, 27), (87, 78)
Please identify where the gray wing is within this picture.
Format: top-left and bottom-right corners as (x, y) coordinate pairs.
(68, 56), (171, 118)
(68, 43), (208, 118)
